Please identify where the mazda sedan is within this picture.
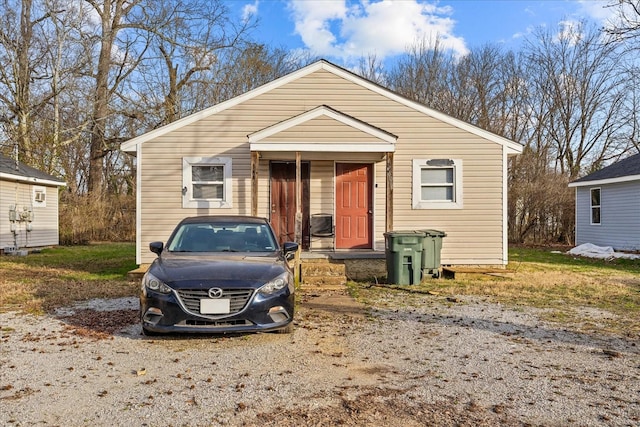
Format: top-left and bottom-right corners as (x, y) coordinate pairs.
(140, 216), (298, 335)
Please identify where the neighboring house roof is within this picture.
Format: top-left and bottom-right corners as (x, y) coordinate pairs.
(0, 154), (66, 186)
(569, 152), (640, 187)
(121, 59), (523, 155)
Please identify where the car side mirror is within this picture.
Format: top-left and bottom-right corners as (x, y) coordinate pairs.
(282, 242), (299, 260)
(149, 241), (164, 255)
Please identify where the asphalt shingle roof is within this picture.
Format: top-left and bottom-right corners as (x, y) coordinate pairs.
(571, 152), (640, 184)
(0, 154), (65, 184)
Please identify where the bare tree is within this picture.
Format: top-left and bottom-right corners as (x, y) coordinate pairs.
(387, 37), (453, 110)
(605, 0), (640, 42)
(214, 43), (307, 102)
(356, 53), (387, 85)
(0, 0), (56, 165)
(147, 0), (255, 126)
(82, 0), (153, 194)
(523, 22), (627, 179)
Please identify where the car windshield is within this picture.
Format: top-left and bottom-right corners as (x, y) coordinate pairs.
(166, 221), (278, 253)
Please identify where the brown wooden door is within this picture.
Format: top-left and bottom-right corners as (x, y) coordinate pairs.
(335, 163), (372, 249)
(270, 162), (310, 249)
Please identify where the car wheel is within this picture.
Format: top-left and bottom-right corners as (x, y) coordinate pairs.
(275, 322), (294, 334)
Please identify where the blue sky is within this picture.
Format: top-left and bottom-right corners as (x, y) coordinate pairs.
(227, 0), (615, 67)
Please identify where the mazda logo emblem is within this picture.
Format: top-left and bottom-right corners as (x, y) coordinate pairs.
(208, 288), (224, 299)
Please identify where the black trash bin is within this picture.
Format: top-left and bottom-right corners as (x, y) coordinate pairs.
(417, 229), (446, 278)
(384, 231), (424, 285)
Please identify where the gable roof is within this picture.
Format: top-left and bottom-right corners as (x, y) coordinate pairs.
(121, 59), (523, 155)
(248, 105), (397, 153)
(0, 154), (66, 186)
(569, 152), (640, 187)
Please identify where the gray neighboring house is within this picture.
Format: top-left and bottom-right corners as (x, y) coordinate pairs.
(0, 154), (66, 251)
(569, 152), (640, 251)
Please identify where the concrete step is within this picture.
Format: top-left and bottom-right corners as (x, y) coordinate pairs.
(300, 260), (347, 288)
(301, 261), (345, 277)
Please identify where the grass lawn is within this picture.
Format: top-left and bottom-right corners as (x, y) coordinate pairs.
(1, 243), (639, 335)
(0, 243), (139, 314)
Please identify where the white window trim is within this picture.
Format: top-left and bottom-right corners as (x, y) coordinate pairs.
(182, 156), (232, 209)
(33, 186), (47, 207)
(590, 187), (601, 225)
(412, 158), (463, 209)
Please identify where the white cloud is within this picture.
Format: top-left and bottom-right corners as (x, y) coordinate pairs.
(242, 0), (260, 23)
(576, 0), (613, 22)
(287, 0), (468, 64)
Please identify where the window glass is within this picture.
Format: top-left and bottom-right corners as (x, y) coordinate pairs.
(421, 186), (453, 201)
(421, 168), (453, 184)
(421, 166), (455, 202)
(590, 188), (601, 224)
(193, 184), (223, 199)
(193, 165), (223, 182)
(168, 222), (277, 252)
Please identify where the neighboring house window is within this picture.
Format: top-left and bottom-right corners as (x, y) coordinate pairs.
(182, 157), (232, 208)
(590, 187), (601, 225)
(412, 159), (463, 209)
(33, 186), (46, 208)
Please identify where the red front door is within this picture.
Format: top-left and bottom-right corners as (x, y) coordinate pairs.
(335, 163), (372, 249)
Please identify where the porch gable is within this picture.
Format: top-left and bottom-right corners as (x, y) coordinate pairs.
(248, 105), (396, 153)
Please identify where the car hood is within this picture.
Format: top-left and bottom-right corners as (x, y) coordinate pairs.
(150, 253), (288, 288)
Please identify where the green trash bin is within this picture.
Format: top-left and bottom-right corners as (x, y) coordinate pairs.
(417, 229), (446, 278)
(384, 231), (424, 285)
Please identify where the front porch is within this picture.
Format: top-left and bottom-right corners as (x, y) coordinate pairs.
(298, 250), (387, 289)
(248, 105), (398, 252)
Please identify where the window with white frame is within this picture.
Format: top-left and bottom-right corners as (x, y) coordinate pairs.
(412, 159), (463, 209)
(590, 187), (601, 225)
(182, 157), (232, 208)
(33, 186), (46, 207)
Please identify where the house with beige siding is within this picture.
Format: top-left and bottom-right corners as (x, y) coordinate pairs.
(121, 60), (523, 268)
(0, 154), (66, 251)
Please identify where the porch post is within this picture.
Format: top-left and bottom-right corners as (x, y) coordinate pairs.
(251, 151), (259, 217)
(386, 152), (393, 232)
(295, 151), (302, 244)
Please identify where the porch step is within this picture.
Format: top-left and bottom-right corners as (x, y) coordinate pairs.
(300, 259), (347, 289)
(127, 264), (149, 280)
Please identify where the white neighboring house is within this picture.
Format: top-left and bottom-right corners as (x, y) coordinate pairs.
(569, 152), (640, 251)
(0, 154), (66, 251)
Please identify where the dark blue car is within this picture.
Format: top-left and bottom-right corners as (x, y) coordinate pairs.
(140, 216), (298, 335)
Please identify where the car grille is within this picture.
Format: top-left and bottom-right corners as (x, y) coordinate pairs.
(181, 319), (253, 327)
(176, 288), (254, 315)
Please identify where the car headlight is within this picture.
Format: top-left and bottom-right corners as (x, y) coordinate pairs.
(258, 272), (292, 295)
(143, 272), (172, 294)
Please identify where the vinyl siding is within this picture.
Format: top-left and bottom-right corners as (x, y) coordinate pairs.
(0, 180), (60, 248)
(575, 181), (640, 250)
(136, 68), (508, 265)
(261, 115), (389, 143)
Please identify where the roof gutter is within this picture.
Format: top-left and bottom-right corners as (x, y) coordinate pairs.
(568, 174), (640, 188)
(0, 171), (66, 187)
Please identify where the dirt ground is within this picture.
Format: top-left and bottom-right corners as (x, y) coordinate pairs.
(1, 288), (639, 426)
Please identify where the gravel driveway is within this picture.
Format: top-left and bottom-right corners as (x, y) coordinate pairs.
(1, 288), (639, 426)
